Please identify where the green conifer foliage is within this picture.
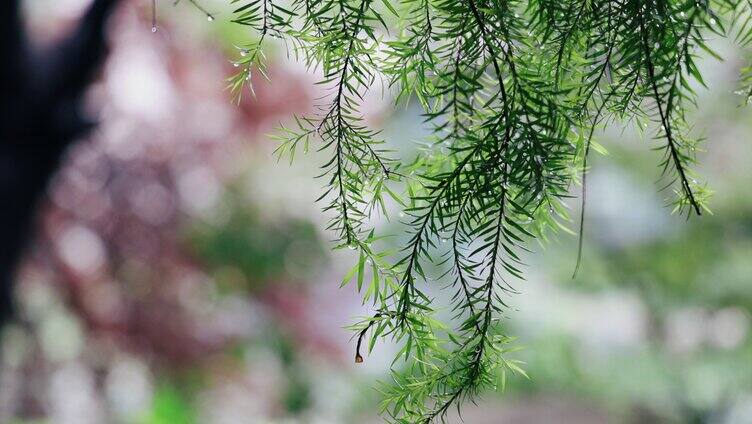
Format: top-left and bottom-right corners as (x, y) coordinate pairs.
(227, 0), (751, 421)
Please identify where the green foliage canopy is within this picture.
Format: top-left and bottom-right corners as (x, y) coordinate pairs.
(224, 0), (752, 421)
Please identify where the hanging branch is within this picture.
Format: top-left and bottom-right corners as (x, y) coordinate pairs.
(637, 4), (702, 215)
(223, 0), (747, 421)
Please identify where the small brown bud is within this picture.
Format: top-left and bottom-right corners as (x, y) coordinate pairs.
(355, 353), (364, 363)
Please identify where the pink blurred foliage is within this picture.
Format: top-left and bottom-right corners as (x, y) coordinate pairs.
(15, 3), (326, 368)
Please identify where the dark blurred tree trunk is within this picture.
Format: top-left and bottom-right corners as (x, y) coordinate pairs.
(0, 0), (120, 326)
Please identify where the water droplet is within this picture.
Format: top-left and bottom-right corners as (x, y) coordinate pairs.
(207, 15), (215, 22)
(680, 11), (686, 17)
(240, 49), (249, 57)
(710, 18), (716, 25)
(441, 239), (447, 243)
(151, 26), (158, 33)
(233, 63), (239, 68)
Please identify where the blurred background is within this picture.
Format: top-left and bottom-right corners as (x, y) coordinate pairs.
(2, 1), (751, 423)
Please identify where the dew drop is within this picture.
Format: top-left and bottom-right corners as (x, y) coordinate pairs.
(233, 63), (239, 68)
(207, 15), (215, 22)
(240, 49), (249, 57)
(151, 26), (158, 33)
